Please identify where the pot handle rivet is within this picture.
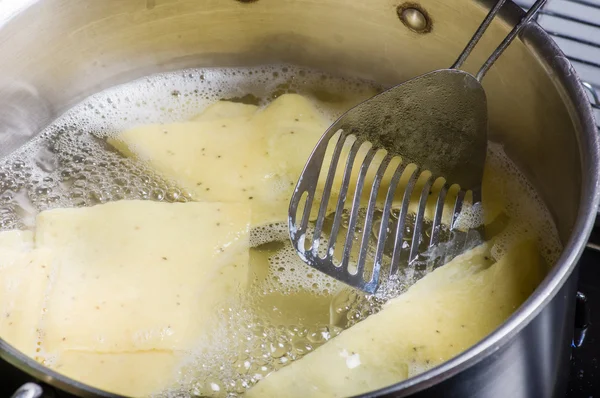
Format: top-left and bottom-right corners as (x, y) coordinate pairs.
(397, 3), (432, 34)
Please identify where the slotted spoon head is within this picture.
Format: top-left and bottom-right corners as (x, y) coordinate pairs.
(289, 69), (488, 294)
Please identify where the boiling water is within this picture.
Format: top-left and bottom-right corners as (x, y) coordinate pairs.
(0, 65), (562, 397)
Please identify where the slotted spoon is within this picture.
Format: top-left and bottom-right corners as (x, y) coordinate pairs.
(288, 0), (547, 294)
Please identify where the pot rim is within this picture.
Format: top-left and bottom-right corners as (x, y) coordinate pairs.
(358, 6), (600, 398)
(0, 2), (598, 398)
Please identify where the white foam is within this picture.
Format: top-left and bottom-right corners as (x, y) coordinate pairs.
(265, 243), (340, 295)
(453, 201), (484, 231)
(250, 222), (289, 247)
(0, 65), (374, 230)
(484, 143), (562, 265)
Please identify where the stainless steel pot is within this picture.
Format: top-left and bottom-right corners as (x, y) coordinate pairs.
(0, 0), (598, 397)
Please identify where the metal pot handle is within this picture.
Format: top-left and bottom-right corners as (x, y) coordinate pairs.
(573, 291), (590, 348)
(10, 383), (44, 398)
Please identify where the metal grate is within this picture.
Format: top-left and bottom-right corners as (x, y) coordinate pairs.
(517, 0), (600, 128)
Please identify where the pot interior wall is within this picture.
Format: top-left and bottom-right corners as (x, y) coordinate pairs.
(0, 0), (582, 247)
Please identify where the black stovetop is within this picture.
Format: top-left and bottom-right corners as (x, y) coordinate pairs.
(567, 238), (600, 396)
